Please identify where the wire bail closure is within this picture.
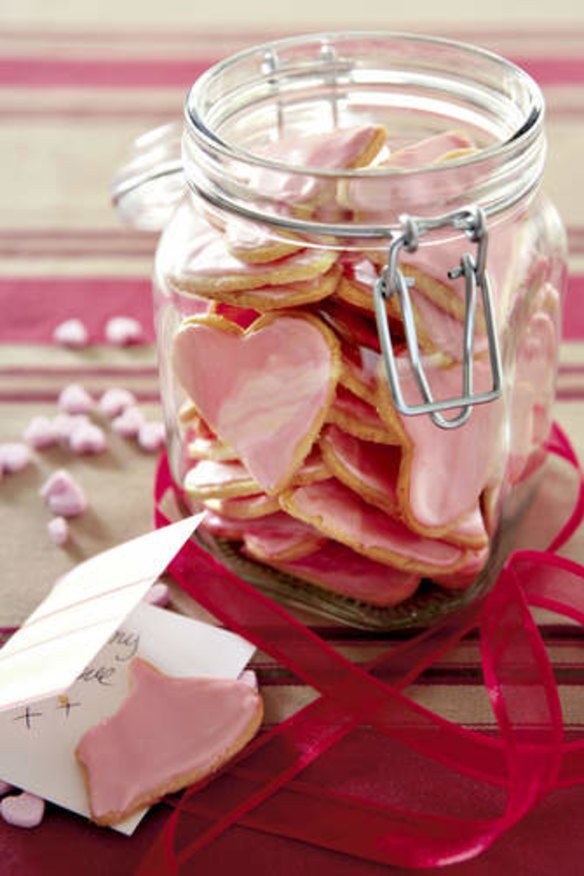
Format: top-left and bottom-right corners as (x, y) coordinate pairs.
(373, 206), (503, 430)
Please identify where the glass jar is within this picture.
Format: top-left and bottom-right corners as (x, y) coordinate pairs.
(114, 33), (566, 629)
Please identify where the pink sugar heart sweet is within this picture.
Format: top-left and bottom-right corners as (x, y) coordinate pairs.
(239, 670), (258, 690)
(23, 416), (59, 449)
(47, 516), (70, 546)
(68, 422), (107, 455)
(144, 582), (170, 607)
(58, 384), (94, 414)
(99, 388), (137, 418)
(39, 469), (87, 517)
(0, 781), (14, 797)
(173, 314), (340, 493)
(52, 413), (90, 444)
(137, 421), (166, 453)
(112, 406), (145, 438)
(105, 316), (143, 346)
(0, 443), (33, 474)
(53, 318), (89, 348)
(0, 792), (45, 828)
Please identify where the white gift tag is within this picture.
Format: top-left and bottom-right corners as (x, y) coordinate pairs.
(0, 602), (255, 834)
(0, 514), (204, 712)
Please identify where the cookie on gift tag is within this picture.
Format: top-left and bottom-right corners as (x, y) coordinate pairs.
(76, 659), (263, 827)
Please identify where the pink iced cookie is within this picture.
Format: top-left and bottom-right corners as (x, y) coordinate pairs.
(75, 659), (263, 826)
(137, 421), (166, 453)
(69, 423), (107, 455)
(58, 384), (94, 415)
(105, 316), (143, 346)
(0, 443), (33, 474)
(0, 792), (45, 828)
(47, 516), (70, 546)
(280, 478), (466, 576)
(53, 318), (89, 348)
(173, 313), (341, 494)
(377, 353), (504, 536)
(39, 469), (87, 517)
(23, 416), (59, 450)
(265, 540), (421, 606)
(99, 388), (137, 419)
(112, 406), (145, 438)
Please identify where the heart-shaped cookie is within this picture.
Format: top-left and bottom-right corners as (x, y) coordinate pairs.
(173, 313), (340, 493)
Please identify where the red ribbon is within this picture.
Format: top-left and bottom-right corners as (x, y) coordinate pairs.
(138, 422), (584, 873)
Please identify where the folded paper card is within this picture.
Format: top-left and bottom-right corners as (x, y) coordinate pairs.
(0, 601), (255, 834)
(0, 514), (204, 712)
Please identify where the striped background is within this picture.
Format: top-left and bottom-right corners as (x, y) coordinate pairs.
(1, 17), (584, 876)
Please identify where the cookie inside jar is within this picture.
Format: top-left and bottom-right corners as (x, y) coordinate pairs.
(148, 34), (564, 629)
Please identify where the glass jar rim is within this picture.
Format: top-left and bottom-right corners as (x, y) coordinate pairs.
(184, 30), (544, 180)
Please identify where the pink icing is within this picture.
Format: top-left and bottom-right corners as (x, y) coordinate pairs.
(341, 130), (477, 212)
(173, 315), (338, 493)
(202, 509), (319, 548)
(320, 424), (400, 511)
(507, 309), (557, 483)
(185, 460), (258, 495)
(329, 385), (391, 439)
(388, 352), (504, 531)
(268, 540), (421, 606)
(282, 478), (465, 574)
(319, 296), (382, 351)
(76, 659), (261, 823)
(250, 125), (386, 204)
(182, 224), (334, 287)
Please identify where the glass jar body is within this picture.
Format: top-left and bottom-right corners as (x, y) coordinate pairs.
(152, 34), (567, 629)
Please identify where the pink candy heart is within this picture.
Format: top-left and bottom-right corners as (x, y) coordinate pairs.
(47, 516), (70, 546)
(112, 406), (145, 438)
(0, 443), (33, 475)
(105, 316), (143, 346)
(68, 422), (107, 455)
(58, 384), (94, 415)
(99, 388), (137, 418)
(0, 792), (45, 828)
(53, 318), (89, 348)
(23, 416), (59, 450)
(39, 469), (87, 517)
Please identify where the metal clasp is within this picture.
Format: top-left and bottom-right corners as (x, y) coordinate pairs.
(373, 206), (503, 430)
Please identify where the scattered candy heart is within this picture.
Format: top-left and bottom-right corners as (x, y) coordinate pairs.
(99, 388), (137, 419)
(47, 516), (70, 546)
(0, 792), (45, 828)
(22, 416), (59, 450)
(0, 781), (14, 797)
(39, 469), (87, 517)
(68, 422), (107, 455)
(105, 316), (143, 346)
(0, 443), (33, 474)
(144, 582), (170, 607)
(53, 318), (89, 348)
(112, 406), (145, 438)
(58, 384), (94, 415)
(239, 670), (258, 690)
(137, 421), (166, 453)
(52, 413), (90, 444)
